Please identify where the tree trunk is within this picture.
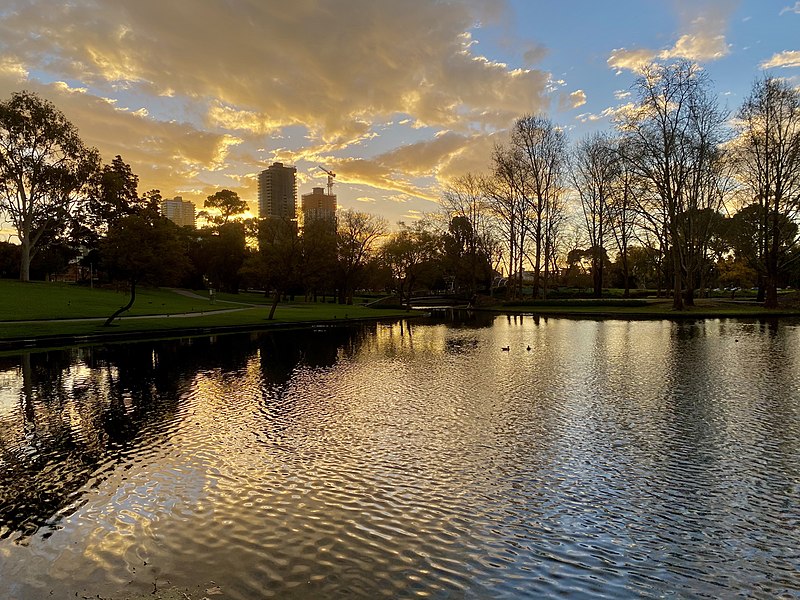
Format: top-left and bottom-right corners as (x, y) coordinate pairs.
(684, 286), (695, 306)
(19, 239), (32, 282)
(268, 291), (280, 320)
(592, 252), (602, 298)
(622, 251), (630, 298)
(104, 279), (137, 326)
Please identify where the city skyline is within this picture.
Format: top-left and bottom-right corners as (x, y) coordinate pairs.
(0, 1), (798, 231)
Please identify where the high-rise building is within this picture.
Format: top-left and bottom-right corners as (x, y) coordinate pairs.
(301, 187), (337, 224)
(160, 196), (196, 228)
(258, 162), (297, 220)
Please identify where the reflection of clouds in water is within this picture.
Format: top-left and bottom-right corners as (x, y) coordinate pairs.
(1, 319), (799, 598)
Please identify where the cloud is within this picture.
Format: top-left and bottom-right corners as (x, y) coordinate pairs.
(608, 48), (659, 73)
(559, 90), (587, 111)
(0, 0), (551, 140)
(523, 43), (549, 65)
(761, 50), (800, 69)
(608, 2), (734, 73)
(0, 0), (560, 222)
(576, 103), (636, 124)
(780, 2), (800, 15)
(0, 73), (252, 210)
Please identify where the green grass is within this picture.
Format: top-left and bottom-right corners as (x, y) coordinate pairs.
(2, 279), (796, 348)
(490, 298), (799, 318)
(0, 279), (410, 342)
(0, 280), (233, 320)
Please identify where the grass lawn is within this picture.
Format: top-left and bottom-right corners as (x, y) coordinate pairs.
(490, 297), (800, 318)
(0, 280), (234, 320)
(0, 279), (410, 342)
(2, 279), (797, 348)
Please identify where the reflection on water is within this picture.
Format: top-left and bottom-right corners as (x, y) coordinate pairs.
(0, 317), (798, 599)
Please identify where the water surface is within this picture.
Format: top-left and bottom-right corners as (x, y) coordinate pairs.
(1, 316), (798, 598)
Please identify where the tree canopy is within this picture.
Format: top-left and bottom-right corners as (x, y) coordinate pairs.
(0, 90), (100, 281)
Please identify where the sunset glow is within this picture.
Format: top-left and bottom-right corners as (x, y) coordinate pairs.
(0, 1), (797, 225)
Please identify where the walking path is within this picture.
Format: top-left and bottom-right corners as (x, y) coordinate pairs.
(163, 288), (259, 306)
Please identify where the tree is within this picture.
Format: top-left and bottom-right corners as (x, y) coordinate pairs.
(205, 222), (247, 293)
(0, 90), (100, 281)
(510, 114), (568, 299)
(336, 210), (387, 304)
(100, 215), (189, 325)
(485, 143), (525, 298)
(257, 217), (302, 319)
(200, 189), (248, 225)
(301, 216), (337, 301)
(571, 132), (618, 297)
(382, 220), (442, 308)
(735, 76), (800, 308)
(619, 60), (728, 309)
(441, 173), (494, 296)
(607, 140), (638, 297)
(86, 155), (141, 234)
(442, 215), (494, 296)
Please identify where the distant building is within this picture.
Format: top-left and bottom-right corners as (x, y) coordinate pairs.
(160, 196), (196, 228)
(258, 162), (297, 220)
(301, 187), (337, 224)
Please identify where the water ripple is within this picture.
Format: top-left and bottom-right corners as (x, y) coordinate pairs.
(0, 319), (798, 598)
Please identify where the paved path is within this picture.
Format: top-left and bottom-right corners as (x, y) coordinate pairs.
(163, 288), (259, 306)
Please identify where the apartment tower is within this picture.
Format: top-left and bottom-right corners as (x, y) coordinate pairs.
(301, 187), (337, 225)
(258, 162), (297, 220)
(160, 196), (196, 228)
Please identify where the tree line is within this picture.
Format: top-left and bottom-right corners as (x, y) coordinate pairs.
(442, 62), (800, 310)
(1, 60), (799, 311)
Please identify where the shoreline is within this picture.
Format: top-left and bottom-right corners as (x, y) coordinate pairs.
(0, 313), (416, 354)
(3, 303), (799, 354)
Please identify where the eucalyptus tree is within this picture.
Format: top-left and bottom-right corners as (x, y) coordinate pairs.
(0, 90), (100, 281)
(734, 76), (800, 307)
(200, 189), (248, 226)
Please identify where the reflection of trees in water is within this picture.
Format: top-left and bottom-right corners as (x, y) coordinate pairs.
(424, 308), (497, 329)
(0, 343), (191, 541)
(258, 325), (371, 386)
(0, 326), (374, 541)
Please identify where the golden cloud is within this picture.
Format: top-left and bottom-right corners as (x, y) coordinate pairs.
(761, 51), (800, 69)
(608, 3), (733, 73)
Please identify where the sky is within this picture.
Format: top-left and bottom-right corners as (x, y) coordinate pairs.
(0, 0), (798, 228)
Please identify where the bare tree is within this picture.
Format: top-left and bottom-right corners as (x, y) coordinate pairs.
(441, 173), (493, 295)
(511, 114), (567, 298)
(485, 144), (525, 298)
(619, 60), (727, 309)
(735, 75), (800, 308)
(571, 132), (618, 297)
(607, 139), (639, 297)
(336, 210), (388, 304)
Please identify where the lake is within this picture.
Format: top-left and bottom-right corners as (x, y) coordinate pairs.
(0, 314), (798, 599)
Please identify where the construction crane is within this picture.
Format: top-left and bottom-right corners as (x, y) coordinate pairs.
(318, 165), (336, 196)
